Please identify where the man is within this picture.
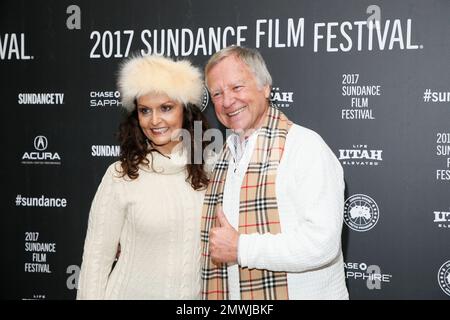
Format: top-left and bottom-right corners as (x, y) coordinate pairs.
(200, 45), (349, 300)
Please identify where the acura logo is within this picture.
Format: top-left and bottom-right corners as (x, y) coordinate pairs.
(34, 136), (48, 151)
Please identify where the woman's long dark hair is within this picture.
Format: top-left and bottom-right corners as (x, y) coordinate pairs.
(117, 103), (210, 190)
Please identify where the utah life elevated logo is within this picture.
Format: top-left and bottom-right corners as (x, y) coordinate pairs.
(433, 211), (450, 229)
(21, 135), (61, 165)
(338, 144), (383, 166)
(344, 194), (379, 232)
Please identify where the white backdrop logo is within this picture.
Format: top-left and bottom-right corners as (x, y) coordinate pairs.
(345, 262), (392, 290)
(24, 231), (56, 274)
(438, 260), (450, 297)
(22, 135), (61, 165)
(270, 86), (294, 108)
(338, 144), (383, 166)
(15, 194), (67, 208)
(34, 136), (48, 151)
(91, 145), (120, 157)
(88, 15), (421, 59)
(18, 93), (64, 105)
(344, 194), (379, 232)
(435, 132), (450, 182)
(423, 89), (450, 103)
(90, 90), (121, 107)
(341, 73), (380, 120)
(433, 211), (450, 229)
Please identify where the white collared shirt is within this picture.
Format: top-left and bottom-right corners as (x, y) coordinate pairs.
(222, 129), (260, 298)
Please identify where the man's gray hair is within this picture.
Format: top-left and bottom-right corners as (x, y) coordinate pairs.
(205, 45), (272, 89)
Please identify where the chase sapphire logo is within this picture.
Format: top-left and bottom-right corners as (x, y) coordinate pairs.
(344, 194), (379, 232)
(438, 260), (450, 296)
(34, 135), (48, 151)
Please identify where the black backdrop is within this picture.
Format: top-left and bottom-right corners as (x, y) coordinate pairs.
(1, 0), (449, 300)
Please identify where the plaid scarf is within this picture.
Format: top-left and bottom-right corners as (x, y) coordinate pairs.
(201, 106), (292, 300)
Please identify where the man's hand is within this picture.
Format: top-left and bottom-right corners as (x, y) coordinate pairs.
(209, 208), (239, 265)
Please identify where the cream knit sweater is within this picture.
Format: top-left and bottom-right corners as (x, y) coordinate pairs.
(77, 149), (207, 299)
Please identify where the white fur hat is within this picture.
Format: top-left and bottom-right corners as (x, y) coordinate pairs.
(117, 55), (203, 112)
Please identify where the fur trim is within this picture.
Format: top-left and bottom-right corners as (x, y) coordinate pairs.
(117, 55), (203, 112)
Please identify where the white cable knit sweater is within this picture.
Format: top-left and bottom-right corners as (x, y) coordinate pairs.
(77, 149), (206, 299)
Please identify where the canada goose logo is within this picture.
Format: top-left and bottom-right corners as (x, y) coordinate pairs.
(438, 260), (450, 296)
(344, 194), (379, 232)
(34, 136), (48, 151)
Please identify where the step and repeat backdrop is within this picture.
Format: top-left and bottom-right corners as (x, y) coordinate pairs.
(1, 0), (449, 300)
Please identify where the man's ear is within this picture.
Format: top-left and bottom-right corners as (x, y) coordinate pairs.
(263, 85), (271, 99)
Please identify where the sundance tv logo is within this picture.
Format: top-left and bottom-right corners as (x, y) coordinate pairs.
(18, 93), (64, 105)
(15, 194), (67, 208)
(344, 194), (379, 232)
(21, 136), (61, 165)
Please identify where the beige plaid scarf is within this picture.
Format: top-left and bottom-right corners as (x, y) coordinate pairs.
(201, 106), (292, 300)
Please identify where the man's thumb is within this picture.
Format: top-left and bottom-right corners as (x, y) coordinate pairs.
(216, 208), (230, 228)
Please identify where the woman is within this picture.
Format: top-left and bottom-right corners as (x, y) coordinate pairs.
(77, 55), (211, 299)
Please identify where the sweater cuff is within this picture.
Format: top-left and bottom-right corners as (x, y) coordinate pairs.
(237, 234), (250, 267)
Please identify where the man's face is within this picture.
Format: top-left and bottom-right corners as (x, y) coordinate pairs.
(207, 55), (270, 135)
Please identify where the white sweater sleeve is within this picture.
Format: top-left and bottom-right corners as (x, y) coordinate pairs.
(238, 129), (345, 272)
(76, 163), (126, 299)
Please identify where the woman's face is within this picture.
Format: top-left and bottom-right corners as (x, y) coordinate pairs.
(136, 92), (184, 154)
